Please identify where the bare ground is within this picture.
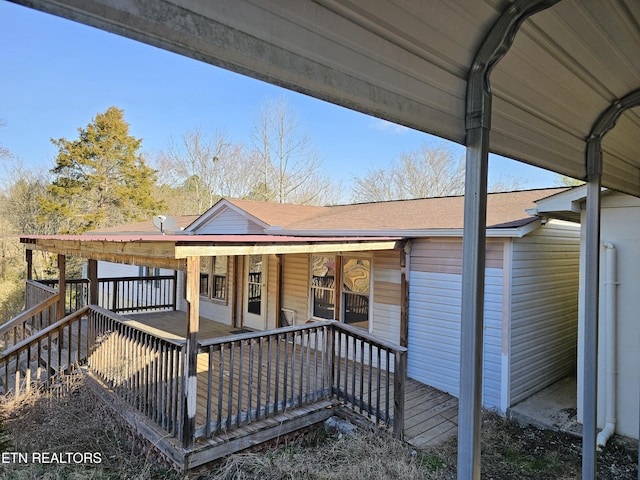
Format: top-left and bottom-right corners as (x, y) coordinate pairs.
(0, 374), (637, 479)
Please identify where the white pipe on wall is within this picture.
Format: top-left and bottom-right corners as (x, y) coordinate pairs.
(597, 242), (618, 447)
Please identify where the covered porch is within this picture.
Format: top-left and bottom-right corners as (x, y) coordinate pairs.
(2, 233), (413, 470)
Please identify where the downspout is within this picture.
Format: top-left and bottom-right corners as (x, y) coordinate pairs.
(597, 242), (618, 447)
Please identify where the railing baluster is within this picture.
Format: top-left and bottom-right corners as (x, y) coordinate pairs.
(256, 337), (263, 420)
(205, 345), (213, 438)
(266, 335), (272, 417)
(247, 338), (254, 424)
(216, 345), (224, 434)
(237, 340), (244, 428)
(227, 342), (235, 431)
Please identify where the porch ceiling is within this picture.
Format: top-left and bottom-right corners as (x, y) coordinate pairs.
(20, 234), (403, 269)
(10, 0), (640, 197)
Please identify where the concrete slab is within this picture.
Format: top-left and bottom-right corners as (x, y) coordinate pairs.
(507, 376), (582, 437)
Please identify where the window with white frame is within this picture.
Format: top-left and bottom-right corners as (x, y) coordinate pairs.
(200, 256), (228, 301)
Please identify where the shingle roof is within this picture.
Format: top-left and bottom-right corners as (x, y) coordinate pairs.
(92, 188), (567, 236)
(224, 198), (328, 227)
(228, 188), (568, 232)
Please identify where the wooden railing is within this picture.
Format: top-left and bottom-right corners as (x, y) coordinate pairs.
(87, 306), (185, 438)
(0, 306), (87, 396)
(36, 275), (177, 315)
(195, 322), (333, 441)
(1, 304), (406, 447)
(0, 294), (61, 351)
(331, 322), (407, 438)
(25, 279), (57, 310)
(193, 321), (407, 443)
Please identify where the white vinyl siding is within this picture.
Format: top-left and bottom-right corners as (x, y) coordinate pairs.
(195, 206), (264, 234)
(282, 254), (310, 324)
(199, 258), (235, 325)
(509, 220), (580, 404)
(372, 250), (402, 344)
(407, 239), (504, 410)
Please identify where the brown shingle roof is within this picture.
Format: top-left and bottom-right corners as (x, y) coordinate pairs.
(224, 198), (328, 227)
(226, 188), (567, 232)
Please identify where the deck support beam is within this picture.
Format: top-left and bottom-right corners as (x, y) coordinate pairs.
(182, 256), (200, 448)
(458, 2), (559, 478)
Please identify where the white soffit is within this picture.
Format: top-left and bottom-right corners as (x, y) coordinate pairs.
(12, 0), (640, 196)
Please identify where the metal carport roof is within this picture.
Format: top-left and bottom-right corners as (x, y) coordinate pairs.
(11, 0), (640, 195)
(9, 1), (639, 479)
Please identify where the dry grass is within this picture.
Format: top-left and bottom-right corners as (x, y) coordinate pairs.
(0, 375), (637, 479)
(0, 374), (179, 480)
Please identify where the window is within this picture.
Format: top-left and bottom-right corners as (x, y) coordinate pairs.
(309, 255), (371, 330)
(342, 257), (370, 329)
(200, 256), (228, 301)
(310, 255), (336, 320)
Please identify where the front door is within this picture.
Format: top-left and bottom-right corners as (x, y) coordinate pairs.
(244, 254), (266, 330)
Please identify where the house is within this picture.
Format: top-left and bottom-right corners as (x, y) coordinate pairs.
(5, 187), (585, 468)
(90, 188), (581, 413)
(534, 186), (640, 442)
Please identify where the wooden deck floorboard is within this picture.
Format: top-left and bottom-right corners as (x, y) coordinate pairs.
(127, 311), (459, 449)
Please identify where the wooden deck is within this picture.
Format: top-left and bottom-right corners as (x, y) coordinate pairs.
(128, 310), (459, 449)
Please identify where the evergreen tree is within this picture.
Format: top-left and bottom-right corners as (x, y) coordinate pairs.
(39, 107), (163, 233)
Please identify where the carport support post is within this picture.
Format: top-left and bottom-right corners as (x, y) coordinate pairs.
(583, 171), (601, 480)
(182, 256), (200, 448)
(582, 132), (604, 480)
(458, 125), (489, 480)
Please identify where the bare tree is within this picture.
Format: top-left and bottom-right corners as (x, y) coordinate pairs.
(351, 143), (465, 202)
(155, 129), (259, 214)
(351, 142), (527, 202)
(250, 99), (339, 205)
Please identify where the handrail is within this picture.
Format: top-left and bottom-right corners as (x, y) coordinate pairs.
(0, 294), (61, 351)
(0, 294), (60, 339)
(0, 306), (89, 397)
(331, 321), (408, 354)
(0, 307), (90, 359)
(198, 320), (333, 349)
(25, 279), (57, 310)
(91, 305), (185, 348)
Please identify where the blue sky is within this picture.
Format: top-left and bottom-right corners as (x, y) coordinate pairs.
(0, 1), (560, 196)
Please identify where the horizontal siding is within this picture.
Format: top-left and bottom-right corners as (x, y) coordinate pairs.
(372, 303), (401, 344)
(199, 258), (235, 325)
(282, 254), (310, 324)
(196, 207), (264, 234)
(374, 249), (401, 270)
(411, 238), (504, 273)
(407, 268), (503, 410)
(510, 220), (580, 404)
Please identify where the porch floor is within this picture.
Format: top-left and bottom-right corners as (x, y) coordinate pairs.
(126, 310), (459, 449)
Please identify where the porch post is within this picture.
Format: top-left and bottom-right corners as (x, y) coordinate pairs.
(87, 259), (98, 306)
(182, 256), (200, 448)
(25, 249), (32, 281)
(57, 254), (66, 320)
